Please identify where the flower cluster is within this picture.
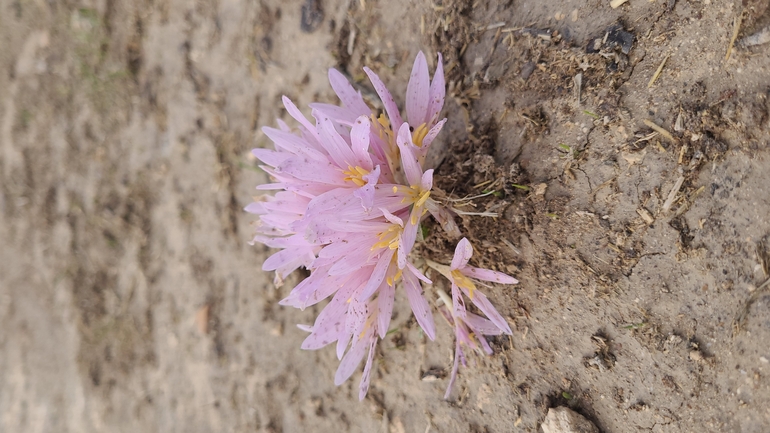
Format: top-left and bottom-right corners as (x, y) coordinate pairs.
(246, 52), (518, 400)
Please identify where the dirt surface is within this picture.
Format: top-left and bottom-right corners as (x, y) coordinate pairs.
(2, 0), (770, 432)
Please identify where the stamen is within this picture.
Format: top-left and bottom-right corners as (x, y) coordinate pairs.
(415, 190), (431, 207)
(412, 123), (429, 147)
(342, 165), (370, 187)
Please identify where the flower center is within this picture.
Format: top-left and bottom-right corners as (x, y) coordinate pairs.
(451, 269), (477, 299)
(372, 224), (401, 251)
(342, 165), (370, 187)
(392, 185), (432, 224)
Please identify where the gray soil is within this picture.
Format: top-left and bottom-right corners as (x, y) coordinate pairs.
(2, 0), (770, 432)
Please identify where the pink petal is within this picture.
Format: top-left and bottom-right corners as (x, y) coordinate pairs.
(424, 199), (461, 238)
(263, 126), (326, 160)
(464, 312), (505, 336)
(398, 218), (419, 269)
(350, 116), (373, 169)
(353, 185), (376, 212)
(300, 287), (353, 349)
(377, 281), (395, 338)
(318, 117), (357, 169)
(421, 118), (446, 148)
(336, 330), (352, 360)
(463, 288), (512, 335)
(309, 103), (357, 125)
(277, 156), (346, 185)
(328, 68), (371, 117)
(251, 148), (289, 167)
(405, 261), (432, 284)
(406, 51), (430, 126)
(282, 96), (320, 142)
(363, 67), (403, 131)
(462, 265), (519, 285)
(451, 238), (473, 270)
(451, 282), (466, 318)
(421, 169), (433, 191)
(276, 118), (291, 132)
(403, 269), (436, 340)
(327, 248), (374, 275)
(427, 52), (446, 125)
(358, 336), (378, 400)
(262, 248), (313, 273)
(244, 202), (265, 214)
(396, 123), (422, 186)
(444, 341), (462, 400)
(357, 249), (395, 301)
(345, 298), (369, 336)
(334, 332), (369, 385)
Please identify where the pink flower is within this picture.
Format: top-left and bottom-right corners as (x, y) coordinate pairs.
(427, 238), (518, 398)
(436, 289), (507, 399)
(246, 51), (517, 401)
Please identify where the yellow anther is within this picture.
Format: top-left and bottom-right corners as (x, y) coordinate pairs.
(392, 186), (398, 193)
(415, 190), (431, 207)
(372, 225), (401, 251)
(342, 165), (370, 187)
(377, 113), (390, 129)
(412, 123), (429, 147)
(451, 269), (477, 299)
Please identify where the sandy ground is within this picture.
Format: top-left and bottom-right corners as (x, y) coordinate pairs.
(2, 0), (770, 432)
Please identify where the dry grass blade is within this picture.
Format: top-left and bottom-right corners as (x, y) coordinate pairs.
(648, 55), (669, 88)
(725, 13), (742, 61)
(643, 119), (676, 143)
(610, 0), (629, 8)
(662, 175), (685, 212)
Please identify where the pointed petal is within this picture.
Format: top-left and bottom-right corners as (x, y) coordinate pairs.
(421, 169), (433, 191)
(309, 103), (357, 125)
(282, 96), (320, 142)
(277, 156), (346, 185)
(251, 148), (289, 167)
(262, 126), (324, 161)
(350, 116), (373, 169)
(424, 199), (461, 238)
(377, 282), (395, 338)
(318, 117), (357, 169)
(358, 336), (378, 400)
(451, 282), (466, 318)
(405, 261), (432, 284)
(427, 52), (446, 125)
(379, 208), (402, 227)
(464, 288), (512, 335)
(396, 123), (423, 186)
(406, 51), (430, 126)
(403, 269), (436, 340)
(465, 312), (505, 335)
(336, 331), (352, 360)
(421, 118), (446, 148)
(334, 333), (369, 385)
(444, 341), (462, 400)
(363, 67), (403, 131)
(328, 68), (371, 116)
(463, 265), (519, 284)
(357, 249), (395, 301)
(399, 218), (419, 269)
(451, 238), (473, 270)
